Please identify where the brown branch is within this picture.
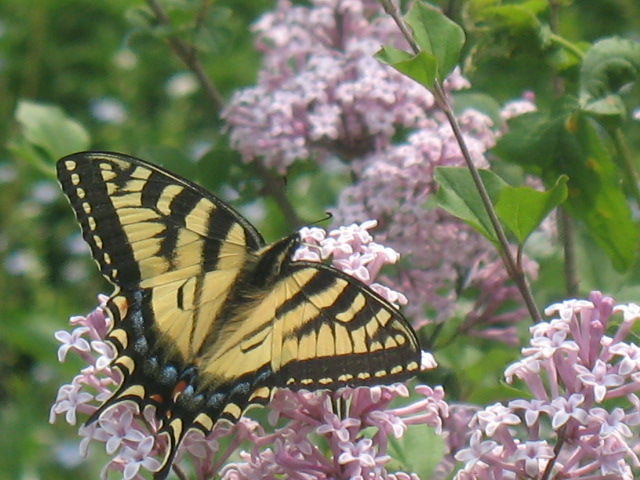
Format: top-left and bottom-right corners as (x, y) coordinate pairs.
(541, 424), (565, 480)
(559, 208), (579, 296)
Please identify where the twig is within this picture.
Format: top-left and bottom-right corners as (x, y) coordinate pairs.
(146, 0), (224, 112)
(541, 424), (565, 480)
(381, 0), (542, 323)
(549, 0), (580, 298)
(559, 208), (579, 296)
(252, 161), (303, 230)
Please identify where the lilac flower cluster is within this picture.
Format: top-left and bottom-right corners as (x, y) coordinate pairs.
(223, 0), (539, 342)
(221, 383), (447, 480)
(500, 91), (537, 122)
(332, 125), (497, 328)
(222, 0), (463, 172)
(454, 292), (640, 479)
(49, 296), (165, 479)
(295, 220), (408, 306)
(50, 222), (445, 479)
(330, 99), (541, 338)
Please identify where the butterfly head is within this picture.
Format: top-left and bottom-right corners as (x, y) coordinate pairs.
(250, 233), (301, 288)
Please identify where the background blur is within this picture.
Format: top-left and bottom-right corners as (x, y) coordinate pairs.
(1, 0), (639, 478)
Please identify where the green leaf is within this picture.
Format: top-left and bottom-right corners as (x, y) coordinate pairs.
(405, 1), (465, 79)
(14, 100), (90, 161)
(568, 115), (639, 270)
(436, 167), (567, 247)
(495, 176), (568, 244)
(388, 423), (445, 477)
(10, 100), (91, 176)
(582, 94), (627, 119)
(493, 105), (572, 175)
(481, 2), (545, 32)
(197, 147), (242, 191)
(495, 107), (639, 270)
(137, 145), (196, 179)
(124, 5), (155, 31)
(193, 7), (233, 53)
(579, 37), (640, 123)
(435, 167), (508, 246)
(376, 46), (438, 88)
(580, 37), (640, 101)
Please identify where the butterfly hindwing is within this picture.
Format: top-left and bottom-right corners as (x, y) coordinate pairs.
(270, 262), (420, 389)
(57, 151), (420, 480)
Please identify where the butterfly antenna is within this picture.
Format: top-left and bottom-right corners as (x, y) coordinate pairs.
(297, 212), (333, 257)
(311, 211), (333, 226)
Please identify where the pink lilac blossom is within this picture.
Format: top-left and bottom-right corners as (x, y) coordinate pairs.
(500, 91), (537, 121)
(453, 292), (640, 479)
(51, 223), (444, 479)
(222, 0), (466, 172)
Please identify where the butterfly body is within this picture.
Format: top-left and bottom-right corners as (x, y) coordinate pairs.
(57, 152), (420, 479)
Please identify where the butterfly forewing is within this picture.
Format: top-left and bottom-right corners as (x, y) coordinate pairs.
(57, 152), (264, 289)
(56, 151), (420, 480)
(58, 152), (266, 358)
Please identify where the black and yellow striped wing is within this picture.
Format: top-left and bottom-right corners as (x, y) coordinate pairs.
(57, 151), (420, 480)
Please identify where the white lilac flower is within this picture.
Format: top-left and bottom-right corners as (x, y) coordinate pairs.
(500, 91), (537, 121)
(90, 98), (127, 124)
(166, 71), (199, 98)
(54, 327), (90, 362)
(118, 436), (162, 480)
(50, 383), (94, 426)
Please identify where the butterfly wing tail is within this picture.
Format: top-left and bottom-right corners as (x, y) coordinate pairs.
(152, 418), (187, 480)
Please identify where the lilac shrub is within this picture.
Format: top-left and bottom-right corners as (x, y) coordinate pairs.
(50, 222), (447, 479)
(223, 0), (538, 340)
(454, 292), (640, 479)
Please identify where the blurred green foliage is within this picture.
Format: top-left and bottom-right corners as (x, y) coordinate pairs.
(1, 1), (273, 478)
(1, 0), (639, 479)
